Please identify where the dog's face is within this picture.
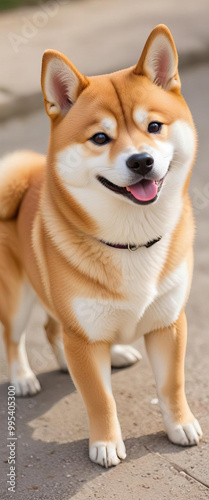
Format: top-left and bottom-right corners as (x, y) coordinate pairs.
(41, 25), (196, 238)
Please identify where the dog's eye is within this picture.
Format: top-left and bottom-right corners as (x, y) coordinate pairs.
(90, 133), (111, 145)
(148, 122), (162, 134)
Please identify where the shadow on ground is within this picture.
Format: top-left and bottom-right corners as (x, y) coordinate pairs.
(1, 366), (204, 500)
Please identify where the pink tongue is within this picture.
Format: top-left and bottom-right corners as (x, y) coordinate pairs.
(126, 179), (157, 202)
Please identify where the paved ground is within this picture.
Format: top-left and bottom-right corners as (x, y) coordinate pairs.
(0, 0), (209, 120)
(0, 29), (209, 500)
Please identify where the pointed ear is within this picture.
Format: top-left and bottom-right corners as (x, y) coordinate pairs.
(134, 25), (180, 91)
(41, 49), (89, 118)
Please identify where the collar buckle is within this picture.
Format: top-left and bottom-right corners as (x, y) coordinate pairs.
(128, 243), (139, 252)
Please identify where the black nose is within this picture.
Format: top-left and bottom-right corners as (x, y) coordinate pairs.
(126, 153), (154, 176)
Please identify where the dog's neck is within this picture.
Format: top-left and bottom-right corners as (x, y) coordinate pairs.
(100, 236), (162, 252)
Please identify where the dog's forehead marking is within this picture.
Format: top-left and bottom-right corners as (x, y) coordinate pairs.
(133, 107), (148, 126)
(101, 117), (117, 133)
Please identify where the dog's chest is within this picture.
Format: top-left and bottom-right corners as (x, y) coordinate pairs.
(73, 240), (168, 343)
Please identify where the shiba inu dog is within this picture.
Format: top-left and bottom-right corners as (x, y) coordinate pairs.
(0, 25), (203, 467)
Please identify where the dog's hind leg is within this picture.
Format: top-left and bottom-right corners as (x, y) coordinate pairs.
(2, 282), (40, 396)
(110, 345), (142, 368)
(3, 329), (41, 396)
(44, 316), (68, 372)
(0, 221), (40, 396)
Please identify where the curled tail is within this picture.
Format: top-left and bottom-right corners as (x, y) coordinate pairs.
(0, 150), (45, 220)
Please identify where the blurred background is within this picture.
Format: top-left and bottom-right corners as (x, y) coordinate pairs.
(0, 1), (209, 499)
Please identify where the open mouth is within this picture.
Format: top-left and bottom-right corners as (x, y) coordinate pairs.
(97, 176), (165, 205)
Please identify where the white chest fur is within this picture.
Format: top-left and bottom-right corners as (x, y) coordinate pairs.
(72, 236), (188, 344)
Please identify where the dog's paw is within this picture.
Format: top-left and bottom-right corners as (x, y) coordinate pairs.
(89, 439), (126, 468)
(167, 418), (203, 446)
(11, 371), (41, 397)
(110, 344), (142, 368)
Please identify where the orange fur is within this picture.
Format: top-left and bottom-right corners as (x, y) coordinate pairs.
(0, 25), (202, 465)
(159, 192), (195, 282)
(0, 151), (44, 220)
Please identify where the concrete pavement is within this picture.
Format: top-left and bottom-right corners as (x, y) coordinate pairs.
(0, 62), (209, 499)
(1, 0), (209, 120)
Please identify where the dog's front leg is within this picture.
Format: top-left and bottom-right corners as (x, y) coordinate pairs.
(145, 310), (203, 446)
(63, 330), (126, 467)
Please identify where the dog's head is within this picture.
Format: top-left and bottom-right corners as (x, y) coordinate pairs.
(41, 25), (196, 242)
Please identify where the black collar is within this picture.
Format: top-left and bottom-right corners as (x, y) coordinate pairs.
(100, 236), (162, 252)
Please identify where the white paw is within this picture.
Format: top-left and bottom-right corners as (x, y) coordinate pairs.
(110, 344), (142, 368)
(167, 419), (203, 446)
(11, 371), (41, 397)
(89, 439), (126, 468)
